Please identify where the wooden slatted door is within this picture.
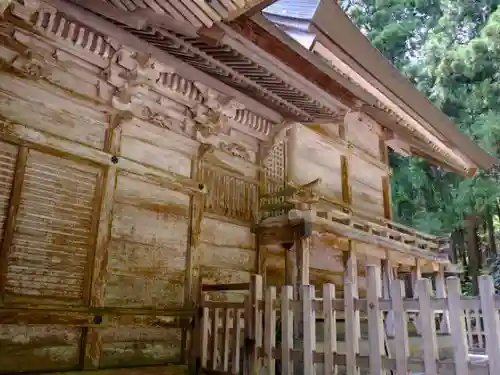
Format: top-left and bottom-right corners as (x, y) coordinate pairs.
(0, 146), (101, 373)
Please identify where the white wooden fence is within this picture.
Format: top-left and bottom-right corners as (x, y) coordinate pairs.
(195, 265), (500, 375)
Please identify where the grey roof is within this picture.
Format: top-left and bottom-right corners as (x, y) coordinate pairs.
(263, 0), (320, 48)
(264, 0), (320, 21)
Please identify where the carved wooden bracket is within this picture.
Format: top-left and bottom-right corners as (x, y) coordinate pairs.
(198, 143), (215, 160)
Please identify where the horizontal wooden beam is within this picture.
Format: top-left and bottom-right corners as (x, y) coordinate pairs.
(258, 224), (294, 246)
(44, 0), (283, 124)
(68, 0), (199, 37)
(0, 307), (195, 326)
(201, 283), (250, 292)
(227, 0), (279, 21)
(235, 15), (360, 109)
(217, 25), (347, 115)
(0, 119), (206, 195)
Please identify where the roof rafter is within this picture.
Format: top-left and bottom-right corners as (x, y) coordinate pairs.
(44, 0), (284, 124)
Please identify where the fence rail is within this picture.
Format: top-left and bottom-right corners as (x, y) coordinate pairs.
(194, 266), (500, 375)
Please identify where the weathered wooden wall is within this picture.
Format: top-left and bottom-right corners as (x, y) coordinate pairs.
(199, 140), (259, 302)
(289, 117), (389, 218)
(0, 2), (264, 372)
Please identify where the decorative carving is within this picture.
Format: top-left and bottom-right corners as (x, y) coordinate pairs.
(157, 72), (203, 103)
(12, 50), (56, 80)
(193, 108), (224, 137)
(31, 7), (116, 61)
(198, 143), (215, 160)
(7, 0), (275, 141)
(21, 59), (50, 78)
(219, 141), (251, 161)
(10, 0), (42, 22)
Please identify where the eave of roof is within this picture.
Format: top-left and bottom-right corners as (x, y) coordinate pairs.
(48, 0), (498, 175)
(258, 0), (497, 174)
(310, 0), (497, 172)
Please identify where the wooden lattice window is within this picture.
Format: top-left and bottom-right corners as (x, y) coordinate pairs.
(262, 140), (287, 219)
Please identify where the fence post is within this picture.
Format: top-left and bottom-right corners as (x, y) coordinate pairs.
(344, 281), (358, 375)
(189, 286), (203, 375)
(478, 275), (500, 374)
(211, 307), (220, 370)
(302, 284), (316, 375)
(446, 277), (468, 375)
(390, 279), (408, 375)
(231, 308), (241, 375)
(265, 286), (277, 375)
(251, 275), (263, 375)
(382, 259), (395, 337)
(222, 308), (231, 371)
(416, 278), (438, 375)
(323, 284), (336, 375)
(435, 266), (450, 334)
(244, 295), (252, 375)
(200, 294), (210, 371)
(367, 265), (384, 375)
(281, 285), (294, 375)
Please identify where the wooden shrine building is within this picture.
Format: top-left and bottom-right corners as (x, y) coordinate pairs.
(0, 0), (497, 374)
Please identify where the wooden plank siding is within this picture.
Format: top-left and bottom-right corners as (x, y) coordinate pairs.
(0, 4), (261, 372)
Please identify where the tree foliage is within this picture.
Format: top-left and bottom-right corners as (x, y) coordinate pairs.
(341, 0), (500, 289)
(343, 0), (500, 236)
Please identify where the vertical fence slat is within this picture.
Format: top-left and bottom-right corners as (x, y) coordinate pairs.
(367, 265), (384, 375)
(302, 284), (316, 375)
(344, 281), (358, 375)
(446, 277), (468, 375)
(244, 295), (252, 375)
(382, 259), (395, 337)
(478, 275), (500, 374)
(252, 275), (263, 374)
(390, 279), (408, 375)
(211, 307), (220, 370)
(281, 285), (293, 375)
(416, 278), (438, 375)
(323, 284), (337, 375)
(222, 308), (231, 371)
(435, 266), (450, 334)
(465, 309), (473, 348)
(231, 308), (241, 375)
(265, 286), (277, 375)
(201, 296), (210, 369)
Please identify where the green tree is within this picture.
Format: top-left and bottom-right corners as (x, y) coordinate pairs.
(344, 0), (500, 289)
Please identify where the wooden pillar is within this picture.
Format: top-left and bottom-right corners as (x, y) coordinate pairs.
(410, 258), (422, 298)
(83, 115), (122, 369)
(184, 144), (211, 306)
(283, 242), (295, 286)
(410, 259), (422, 334)
(0, 146), (28, 304)
(435, 265), (450, 334)
(379, 139), (392, 220)
(185, 144), (211, 369)
(292, 217), (312, 375)
(382, 258), (395, 337)
(295, 232), (310, 287)
(343, 246), (360, 344)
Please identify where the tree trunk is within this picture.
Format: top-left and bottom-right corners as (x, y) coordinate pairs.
(458, 229), (468, 268)
(450, 230), (459, 264)
(465, 215), (480, 295)
(496, 201), (500, 223)
(486, 207), (497, 257)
